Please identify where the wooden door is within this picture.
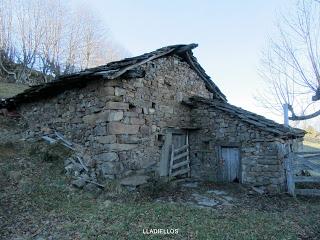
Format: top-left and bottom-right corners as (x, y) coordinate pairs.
(221, 147), (240, 182)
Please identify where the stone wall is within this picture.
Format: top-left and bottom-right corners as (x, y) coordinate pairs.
(17, 54), (302, 192)
(19, 56), (212, 181)
(189, 103), (297, 192)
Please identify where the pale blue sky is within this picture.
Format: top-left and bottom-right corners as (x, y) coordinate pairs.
(72, 0), (293, 122)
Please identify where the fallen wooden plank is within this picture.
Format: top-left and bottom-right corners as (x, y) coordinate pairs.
(42, 136), (57, 144)
(295, 189), (320, 197)
(84, 179), (105, 188)
(55, 131), (73, 147)
(173, 151), (188, 161)
(171, 167), (190, 177)
(172, 159), (190, 170)
(76, 156), (89, 172)
(294, 176), (320, 183)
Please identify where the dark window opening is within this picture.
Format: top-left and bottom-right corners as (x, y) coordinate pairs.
(157, 134), (164, 142)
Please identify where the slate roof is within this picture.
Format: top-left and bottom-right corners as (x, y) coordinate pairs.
(1, 43), (226, 109)
(185, 96), (305, 138)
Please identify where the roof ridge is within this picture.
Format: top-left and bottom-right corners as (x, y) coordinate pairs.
(1, 43), (226, 109)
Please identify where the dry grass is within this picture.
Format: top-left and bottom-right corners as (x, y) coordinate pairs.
(303, 140), (320, 152)
(0, 82), (29, 98)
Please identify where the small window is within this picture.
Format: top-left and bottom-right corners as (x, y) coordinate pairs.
(157, 134), (164, 142)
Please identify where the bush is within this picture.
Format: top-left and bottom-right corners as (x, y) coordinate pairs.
(28, 142), (72, 162)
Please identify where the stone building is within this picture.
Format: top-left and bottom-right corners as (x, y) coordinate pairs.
(1, 44), (305, 192)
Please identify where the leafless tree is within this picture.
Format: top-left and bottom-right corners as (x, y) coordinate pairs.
(256, 0), (320, 121)
(0, 0), (127, 85)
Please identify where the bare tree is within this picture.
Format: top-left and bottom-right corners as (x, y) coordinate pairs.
(0, 0), (128, 85)
(256, 0), (320, 121)
(0, 0), (16, 80)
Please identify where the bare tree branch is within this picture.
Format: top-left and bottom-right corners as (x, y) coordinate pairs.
(256, 0), (320, 122)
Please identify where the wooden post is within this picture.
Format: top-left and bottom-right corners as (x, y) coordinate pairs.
(285, 152), (295, 196)
(186, 131), (191, 178)
(283, 103), (289, 127)
(169, 144), (174, 177)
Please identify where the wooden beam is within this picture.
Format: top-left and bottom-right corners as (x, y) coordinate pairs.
(173, 144), (189, 154)
(171, 167), (190, 177)
(172, 159), (190, 170)
(295, 189), (320, 197)
(173, 151), (188, 161)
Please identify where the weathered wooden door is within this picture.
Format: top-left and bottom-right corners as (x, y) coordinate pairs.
(169, 132), (190, 177)
(221, 147), (240, 182)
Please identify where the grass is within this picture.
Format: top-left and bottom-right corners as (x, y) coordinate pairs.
(0, 82), (29, 98)
(0, 118), (320, 239)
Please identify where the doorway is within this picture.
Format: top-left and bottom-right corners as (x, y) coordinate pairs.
(159, 129), (190, 177)
(219, 147), (240, 182)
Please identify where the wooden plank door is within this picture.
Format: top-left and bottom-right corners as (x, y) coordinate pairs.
(172, 133), (186, 150)
(169, 132), (190, 177)
(159, 130), (189, 177)
(221, 147), (240, 182)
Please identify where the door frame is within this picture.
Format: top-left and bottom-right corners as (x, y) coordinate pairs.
(159, 128), (187, 177)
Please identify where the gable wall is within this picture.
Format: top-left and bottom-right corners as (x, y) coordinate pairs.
(19, 56), (212, 180)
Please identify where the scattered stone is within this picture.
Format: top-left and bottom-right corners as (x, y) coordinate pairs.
(251, 186), (266, 195)
(100, 161), (123, 176)
(222, 196), (234, 202)
(83, 183), (102, 193)
(95, 152), (119, 162)
(71, 178), (86, 188)
(120, 175), (150, 187)
(192, 193), (219, 207)
(207, 190), (227, 195)
(181, 181), (199, 188)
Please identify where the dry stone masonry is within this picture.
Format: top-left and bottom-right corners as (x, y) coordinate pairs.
(1, 44), (305, 192)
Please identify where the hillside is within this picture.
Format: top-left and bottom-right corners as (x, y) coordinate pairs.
(0, 82), (29, 99)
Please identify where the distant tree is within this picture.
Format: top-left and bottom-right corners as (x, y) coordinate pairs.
(0, 0), (128, 85)
(305, 125), (319, 138)
(256, 0), (320, 121)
